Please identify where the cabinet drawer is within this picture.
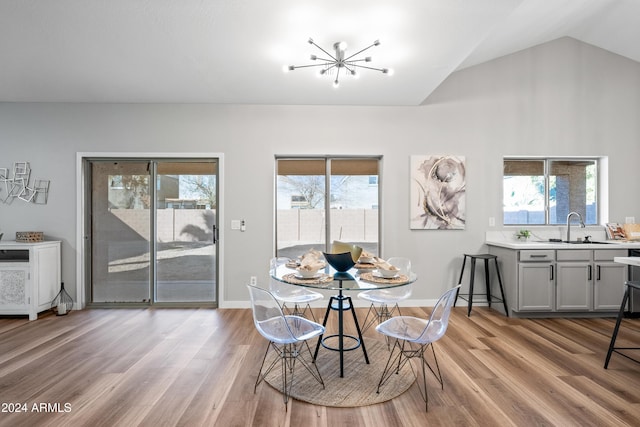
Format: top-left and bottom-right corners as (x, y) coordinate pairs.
(556, 250), (591, 262)
(520, 250), (555, 262)
(593, 249), (629, 261)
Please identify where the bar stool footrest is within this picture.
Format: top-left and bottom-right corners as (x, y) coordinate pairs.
(457, 293), (505, 304)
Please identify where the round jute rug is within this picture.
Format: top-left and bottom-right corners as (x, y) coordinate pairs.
(264, 339), (415, 407)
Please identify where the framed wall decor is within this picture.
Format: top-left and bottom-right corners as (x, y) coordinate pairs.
(410, 155), (466, 230)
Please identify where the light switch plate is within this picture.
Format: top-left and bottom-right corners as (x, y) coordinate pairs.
(625, 217), (635, 224)
(231, 220), (241, 230)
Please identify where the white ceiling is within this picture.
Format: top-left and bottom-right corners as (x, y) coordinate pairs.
(1, 0), (639, 106)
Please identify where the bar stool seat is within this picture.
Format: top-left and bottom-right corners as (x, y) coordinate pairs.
(455, 253), (508, 316)
(604, 281), (640, 368)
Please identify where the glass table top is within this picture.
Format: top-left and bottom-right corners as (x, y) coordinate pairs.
(271, 264), (416, 291)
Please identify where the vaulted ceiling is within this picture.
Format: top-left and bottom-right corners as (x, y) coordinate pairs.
(1, 0), (639, 105)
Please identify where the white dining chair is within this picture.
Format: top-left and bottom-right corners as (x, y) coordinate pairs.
(375, 284), (460, 411)
(269, 257), (324, 322)
(358, 257), (413, 335)
(247, 284), (325, 410)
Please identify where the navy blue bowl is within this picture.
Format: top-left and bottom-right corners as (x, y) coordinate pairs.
(323, 252), (356, 272)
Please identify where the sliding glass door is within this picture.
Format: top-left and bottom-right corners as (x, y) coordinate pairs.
(88, 159), (218, 305)
(91, 161), (151, 303)
(155, 161), (217, 302)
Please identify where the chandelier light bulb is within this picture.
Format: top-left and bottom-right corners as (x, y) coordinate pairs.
(333, 79), (340, 88)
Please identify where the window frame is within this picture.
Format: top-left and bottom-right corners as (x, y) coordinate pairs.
(275, 155), (382, 257)
(503, 157), (600, 226)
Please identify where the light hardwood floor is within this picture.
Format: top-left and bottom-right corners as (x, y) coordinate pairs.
(1, 306), (640, 427)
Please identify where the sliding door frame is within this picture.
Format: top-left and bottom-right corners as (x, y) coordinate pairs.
(75, 152), (225, 310)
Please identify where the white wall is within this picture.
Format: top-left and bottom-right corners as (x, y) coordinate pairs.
(1, 37), (639, 307)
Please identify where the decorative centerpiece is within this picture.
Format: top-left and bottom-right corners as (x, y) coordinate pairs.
(323, 252), (356, 272)
(323, 241), (363, 272)
(516, 229), (531, 240)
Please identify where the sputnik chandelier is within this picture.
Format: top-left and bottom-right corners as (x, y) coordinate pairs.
(285, 38), (393, 88)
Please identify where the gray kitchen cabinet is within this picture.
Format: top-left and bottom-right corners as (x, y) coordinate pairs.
(592, 249), (627, 310)
(555, 249), (628, 312)
(556, 250), (591, 311)
(518, 260), (555, 311)
(488, 245), (628, 317)
(517, 250), (555, 311)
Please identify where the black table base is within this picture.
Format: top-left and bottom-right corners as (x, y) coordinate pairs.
(313, 292), (369, 378)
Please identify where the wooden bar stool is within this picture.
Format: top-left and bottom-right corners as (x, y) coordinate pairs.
(604, 281), (640, 368)
(455, 253), (508, 316)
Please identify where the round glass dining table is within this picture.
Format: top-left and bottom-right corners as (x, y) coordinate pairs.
(271, 263), (417, 378)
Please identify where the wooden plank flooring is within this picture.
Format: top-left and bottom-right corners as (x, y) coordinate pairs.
(1, 306), (640, 426)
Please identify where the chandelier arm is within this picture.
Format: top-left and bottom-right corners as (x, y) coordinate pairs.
(312, 56), (336, 62)
(353, 64), (388, 73)
(291, 63), (335, 70)
(309, 40), (338, 61)
(343, 42), (378, 61)
(342, 63), (356, 73)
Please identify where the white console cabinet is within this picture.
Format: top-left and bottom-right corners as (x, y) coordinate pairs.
(0, 240), (61, 320)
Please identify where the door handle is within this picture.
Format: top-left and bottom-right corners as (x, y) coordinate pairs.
(588, 265), (592, 281)
(212, 225), (218, 244)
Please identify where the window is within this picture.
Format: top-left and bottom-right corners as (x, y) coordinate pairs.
(503, 158), (598, 225)
(276, 156), (381, 258)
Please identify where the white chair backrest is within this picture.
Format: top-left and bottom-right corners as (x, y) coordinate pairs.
(386, 257), (412, 276)
(247, 284), (295, 341)
(415, 285), (460, 344)
(269, 257), (294, 296)
(270, 257), (290, 273)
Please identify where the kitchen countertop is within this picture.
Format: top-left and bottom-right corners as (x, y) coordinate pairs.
(486, 239), (640, 250)
(614, 256), (640, 266)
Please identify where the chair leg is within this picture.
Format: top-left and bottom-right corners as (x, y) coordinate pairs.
(377, 340), (444, 412)
(360, 303), (380, 333)
(467, 258), (476, 316)
(254, 340), (272, 393)
(281, 303), (318, 322)
(605, 286), (631, 368)
(361, 303), (401, 347)
(454, 255), (468, 307)
(493, 257), (509, 316)
(254, 341), (324, 412)
(376, 339), (405, 393)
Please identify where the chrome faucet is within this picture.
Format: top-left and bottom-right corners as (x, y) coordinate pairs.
(566, 211), (585, 242)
